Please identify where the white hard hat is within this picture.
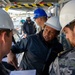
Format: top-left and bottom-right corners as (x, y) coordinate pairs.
(0, 8), (14, 30)
(60, 0), (75, 30)
(45, 16), (61, 31)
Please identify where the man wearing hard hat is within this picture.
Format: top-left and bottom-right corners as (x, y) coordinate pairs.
(33, 8), (47, 31)
(0, 9), (14, 75)
(7, 16), (63, 75)
(51, 0), (75, 75)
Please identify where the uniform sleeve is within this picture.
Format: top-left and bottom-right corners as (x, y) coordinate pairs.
(11, 38), (28, 54)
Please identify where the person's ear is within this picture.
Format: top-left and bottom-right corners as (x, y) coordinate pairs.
(1, 32), (7, 43)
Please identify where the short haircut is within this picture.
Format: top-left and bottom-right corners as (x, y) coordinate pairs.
(56, 31), (60, 35)
(0, 29), (12, 37)
(66, 20), (75, 31)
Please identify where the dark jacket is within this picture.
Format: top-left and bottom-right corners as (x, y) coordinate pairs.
(22, 20), (36, 35)
(11, 31), (63, 75)
(0, 63), (10, 75)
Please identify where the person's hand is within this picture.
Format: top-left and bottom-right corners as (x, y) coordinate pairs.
(23, 34), (27, 38)
(7, 51), (18, 70)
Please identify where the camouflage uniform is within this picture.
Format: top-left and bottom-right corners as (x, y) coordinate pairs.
(49, 48), (75, 75)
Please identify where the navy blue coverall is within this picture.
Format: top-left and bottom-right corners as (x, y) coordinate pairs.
(11, 31), (63, 75)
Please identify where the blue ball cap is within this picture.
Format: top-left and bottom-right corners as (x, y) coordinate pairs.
(33, 8), (47, 19)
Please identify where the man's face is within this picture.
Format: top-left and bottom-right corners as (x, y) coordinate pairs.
(43, 25), (57, 42)
(26, 17), (31, 23)
(35, 17), (41, 26)
(63, 27), (75, 47)
(27, 18), (31, 21)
